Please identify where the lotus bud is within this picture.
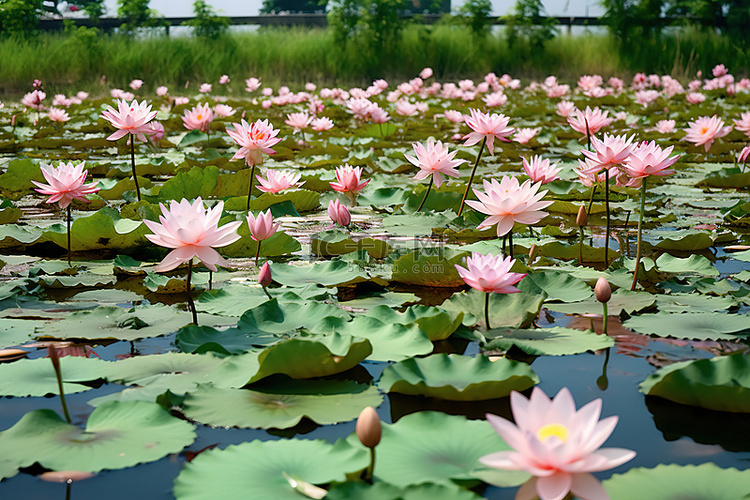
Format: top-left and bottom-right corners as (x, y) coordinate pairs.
(528, 243), (538, 264)
(328, 199), (351, 227)
(576, 204), (588, 227)
(595, 277), (612, 303)
(356, 406), (381, 449)
(39, 471), (96, 483)
(259, 261), (272, 287)
(739, 145), (750, 164)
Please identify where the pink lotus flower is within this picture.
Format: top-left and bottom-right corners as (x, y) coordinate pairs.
(149, 121), (165, 144)
(144, 198), (241, 272)
(247, 210), (280, 241)
(346, 98), (375, 120)
(101, 99), (158, 142)
(369, 106), (390, 124)
(284, 111), (312, 132)
(522, 156), (561, 184)
(174, 97), (189, 106)
(219, 75), (230, 85)
(514, 127), (540, 144)
(579, 133), (636, 175)
(245, 78), (261, 92)
(455, 253), (525, 294)
(213, 104), (236, 118)
(199, 83), (212, 94)
(654, 119), (675, 134)
(420, 67), (433, 79)
(395, 99), (419, 117)
(405, 140), (466, 188)
(311, 117), (334, 131)
(32, 161), (100, 209)
(328, 199), (351, 227)
(22, 90), (46, 110)
(156, 86), (169, 96)
(484, 92), (508, 107)
(733, 112), (750, 137)
(330, 164), (370, 198)
(258, 261), (272, 286)
(685, 92), (706, 105)
(129, 79), (143, 90)
(713, 64), (728, 77)
(463, 109), (515, 155)
(466, 176), (552, 236)
(739, 145), (750, 163)
(683, 115), (732, 152)
(556, 101), (576, 118)
(567, 106), (613, 136)
(621, 141), (680, 187)
(444, 110), (465, 123)
(48, 107), (70, 122)
(182, 103), (214, 133)
(227, 119), (282, 167)
(634, 90), (659, 107)
(256, 169), (304, 194)
(479, 387), (635, 500)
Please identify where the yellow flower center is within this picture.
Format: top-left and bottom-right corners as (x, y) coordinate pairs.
(537, 423), (569, 443)
(700, 127), (709, 135)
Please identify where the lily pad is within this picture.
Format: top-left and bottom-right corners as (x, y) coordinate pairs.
(546, 289), (655, 316)
(0, 356), (109, 397)
(311, 230), (392, 259)
(0, 401), (195, 472)
(483, 327), (615, 356)
(325, 481), (484, 500)
(624, 312), (750, 340)
(655, 253), (719, 277)
(639, 353), (750, 412)
(378, 354), (538, 400)
(603, 463), (750, 500)
(173, 439), (368, 500)
(525, 270), (593, 302)
(363, 304), (464, 341)
(182, 379), (383, 428)
(270, 260), (373, 288)
(391, 248), (469, 287)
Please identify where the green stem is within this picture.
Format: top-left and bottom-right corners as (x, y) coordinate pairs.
(49, 346), (72, 424)
(485, 291), (491, 330)
(631, 179), (647, 291)
(364, 448), (375, 484)
(584, 117), (591, 151)
(604, 169), (610, 267)
(586, 184), (597, 215)
(208, 270), (213, 291)
(186, 260), (198, 325)
(579, 226), (584, 265)
(262, 285), (273, 300)
(457, 136), (486, 217)
(66, 205), (72, 267)
(602, 301), (608, 335)
(255, 240), (262, 265)
(246, 164), (256, 211)
(507, 229), (513, 259)
(415, 176), (434, 213)
(130, 135), (141, 202)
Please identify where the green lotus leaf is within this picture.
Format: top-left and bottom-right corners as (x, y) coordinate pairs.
(158, 165), (219, 201)
(0, 318), (37, 348)
(539, 241), (620, 263)
(102, 352), (249, 393)
(338, 290), (419, 310)
(176, 322), (280, 354)
(728, 249), (750, 262)
(38, 272), (116, 288)
(0, 205), (21, 224)
(347, 411), (529, 488)
(546, 289), (655, 316)
(624, 312), (750, 340)
(363, 304), (464, 341)
(358, 186), (410, 207)
(653, 229), (714, 251)
(182, 379), (382, 428)
(269, 260), (373, 287)
(0, 401), (195, 472)
(379, 212), (453, 237)
(0, 459), (19, 481)
(0, 158), (45, 194)
(699, 168), (750, 188)
(639, 353), (750, 412)
(41, 207), (149, 253)
(483, 327), (615, 355)
(378, 353), (538, 400)
(224, 189), (322, 213)
(143, 272), (203, 294)
(603, 463), (750, 500)
(221, 224), (301, 258)
(654, 293), (736, 313)
(311, 230), (392, 259)
(0, 357), (110, 397)
(655, 253), (718, 276)
(197, 285), (332, 317)
(525, 270), (593, 302)
(391, 248), (469, 287)
(443, 280), (547, 329)
(237, 297), (349, 334)
(248, 333), (372, 383)
(0, 224), (44, 250)
(173, 438), (368, 500)
(325, 481), (484, 500)
(313, 315), (433, 362)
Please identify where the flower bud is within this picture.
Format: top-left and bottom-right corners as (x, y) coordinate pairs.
(258, 261), (272, 287)
(328, 199), (351, 227)
(528, 243), (539, 264)
(739, 145), (750, 164)
(595, 277), (611, 303)
(576, 205), (588, 227)
(356, 406), (381, 449)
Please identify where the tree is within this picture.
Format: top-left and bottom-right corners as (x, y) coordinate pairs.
(117, 0), (168, 35)
(0, 0), (44, 37)
(505, 0), (557, 53)
(183, 1), (229, 39)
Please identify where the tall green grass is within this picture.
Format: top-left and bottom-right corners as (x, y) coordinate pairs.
(0, 24), (747, 97)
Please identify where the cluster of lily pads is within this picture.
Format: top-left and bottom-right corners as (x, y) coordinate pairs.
(0, 66), (749, 499)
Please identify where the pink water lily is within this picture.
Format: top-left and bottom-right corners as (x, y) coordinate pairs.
(144, 198), (241, 273)
(227, 118), (282, 167)
(182, 103), (214, 133)
(567, 106), (613, 136)
(406, 140), (465, 189)
(246, 210), (279, 241)
(622, 140), (680, 187)
(480, 387), (635, 500)
(683, 115), (732, 152)
(33, 161), (99, 209)
(330, 164), (370, 203)
(328, 199), (351, 227)
(463, 108), (514, 155)
(522, 156), (561, 184)
(256, 169), (304, 194)
(455, 253), (525, 294)
(579, 133), (636, 175)
(284, 111), (312, 132)
(101, 99), (157, 142)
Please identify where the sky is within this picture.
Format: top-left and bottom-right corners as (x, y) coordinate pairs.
(98, 0), (605, 18)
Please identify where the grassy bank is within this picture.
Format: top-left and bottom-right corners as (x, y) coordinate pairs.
(1, 24), (748, 96)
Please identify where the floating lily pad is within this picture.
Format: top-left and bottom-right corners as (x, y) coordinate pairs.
(603, 463), (750, 500)
(347, 411), (529, 488)
(363, 304), (464, 341)
(639, 353), (750, 412)
(221, 225), (301, 259)
(325, 481), (484, 500)
(311, 230), (392, 259)
(42, 207), (148, 253)
(391, 249), (469, 287)
(378, 354), (538, 400)
(624, 312), (750, 340)
(525, 270), (592, 302)
(270, 261), (373, 287)
(654, 293), (736, 313)
(0, 318), (37, 348)
(653, 229), (714, 251)
(655, 253), (718, 276)
(0, 401), (195, 472)
(484, 327), (615, 356)
(182, 379), (383, 428)
(173, 438), (368, 500)
(0, 356), (109, 397)
(546, 289), (655, 316)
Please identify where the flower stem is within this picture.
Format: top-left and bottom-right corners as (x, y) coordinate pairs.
(415, 176), (433, 213)
(66, 205), (72, 267)
(130, 135), (141, 202)
(246, 164), (256, 211)
(579, 225), (584, 265)
(604, 169), (610, 267)
(485, 291), (491, 330)
(586, 185), (597, 215)
(186, 260), (198, 325)
(49, 345), (72, 424)
(584, 117), (591, 151)
(507, 229), (513, 259)
(364, 447), (375, 484)
(457, 136), (486, 217)
(255, 240), (262, 265)
(262, 285), (273, 300)
(602, 301), (608, 335)
(631, 179), (647, 291)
